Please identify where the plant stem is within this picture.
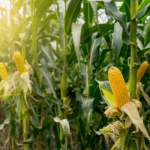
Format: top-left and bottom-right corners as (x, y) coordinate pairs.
(36, 99), (45, 150)
(30, 0), (40, 81)
(60, 1), (68, 148)
(22, 0), (26, 59)
(87, 55), (91, 98)
(23, 96), (31, 150)
(9, 0), (13, 58)
(61, 2), (68, 100)
(130, 0), (137, 98)
(12, 138), (15, 150)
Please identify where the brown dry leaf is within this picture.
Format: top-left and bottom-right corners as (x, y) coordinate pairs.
(125, 116), (132, 129)
(19, 72), (32, 98)
(101, 121), (124, 135)
(131, 99), (142, 112)
(137, 82), (150, 105)
(105, 106), (122, 118)
(120, 101), (150, 140)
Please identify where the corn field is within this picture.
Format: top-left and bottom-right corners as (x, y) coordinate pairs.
(0, 0), (150, 149)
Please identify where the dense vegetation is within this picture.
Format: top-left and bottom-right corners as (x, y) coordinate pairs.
(0, 0), (150, 149)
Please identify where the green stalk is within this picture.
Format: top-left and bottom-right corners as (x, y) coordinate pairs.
(60, 1), (68, 148)
(130, 0), (137, 98)
(30, 0), (40, 81)
(9, 1), (13, 59)
(87, 55), (91, 98)
(23, 97), (31, 150)
(10, 106), (16, 150)
(61, 2), (68, 100)
(36, 100), (45, 150)
(22, 0), (26, 59)
(12, 138), (15, 150)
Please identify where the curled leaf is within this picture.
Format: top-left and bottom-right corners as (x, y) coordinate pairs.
(101, 121), (124, 135)
(137, 82), (150, 105)
(105, 106), (121, 118)
(125, 116), (132, 129)
(120, 101), (150, 140)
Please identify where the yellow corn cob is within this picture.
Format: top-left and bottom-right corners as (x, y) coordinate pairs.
(14, 51), (27, 74)
(108, 66), (130, 109)
(137, 61), (148, 82)
(0, 63), (8, 80)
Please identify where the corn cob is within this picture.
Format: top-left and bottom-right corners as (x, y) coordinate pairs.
(108, 66), (130, 109)
(137, 61), (148, 82)
(14, 51), (27, 74)
(0, 63), (8, 80)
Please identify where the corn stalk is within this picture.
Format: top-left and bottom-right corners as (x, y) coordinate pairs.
(61, 1), (68, 100)
(60, 1), (68, 148)
(22, 0), (26, 58)
(130, 0), (137, 98)
(23, 96), (31, 150)
(30, 0), (40, 81)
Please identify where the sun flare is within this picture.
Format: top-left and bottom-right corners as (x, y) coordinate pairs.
(0, 0), (10, 10)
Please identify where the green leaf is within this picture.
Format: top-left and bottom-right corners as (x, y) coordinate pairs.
(99, 49), (110, 65)
(96, 80), (116, 106)
(38, 14), (57, 33)
(41, 46), (54, 64)
(54, 117), (71, 139)
(42, 115), (53, 128)
(123, 0), (130, 22)
(72, 23), (83, 68)
(65, 0), (82, 35)
(81, 63), (88, 93)
(142, 109), (150, 120)
(100, 85), (116, 106)
(24, 135), (34, 144)
(137, 0), (150, 12)
(30, 108), (42, 129)
(10, 1), (23, 19)
(84, 2), (94, 24)
(81, 23), (92, 56)
(50, 44), (63, 61)
(17, 96), (22, 123)
(81, 24), (113, 43)
(104, 0), (130, 44)
(10, 0), (24, 16)
(37, 34), (59, 42)
(34, 0), (53, 23)
(32, 78), (45, 98)
(40, 67), (57, 98)
(136, 4), (150, 19)
(81, 98), (94, 124)
(0, 19), (8, 29)
(144, 23), (150, 47)
(137, 42), (150, 58)
(90, 2), (98, 21)
(96, 80), (112, 93)
(90, 36), (101, 68)
(75, 91), (87, 103)
(113, 22), (123, 65)
(0, 118), (10, 130)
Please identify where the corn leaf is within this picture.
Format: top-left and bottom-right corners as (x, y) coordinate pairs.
(120, 102), (150, 140)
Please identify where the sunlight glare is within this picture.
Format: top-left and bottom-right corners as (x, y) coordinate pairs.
(0, 0), (10, 10)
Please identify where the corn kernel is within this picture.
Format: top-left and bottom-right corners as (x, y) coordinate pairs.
(14, 51), (27, 74)
(0, 63), (8, 80)
(137, 61), (148, 82)
(108, 66), (130, 109)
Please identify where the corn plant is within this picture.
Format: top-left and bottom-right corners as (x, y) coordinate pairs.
(0, 0), (150, 150)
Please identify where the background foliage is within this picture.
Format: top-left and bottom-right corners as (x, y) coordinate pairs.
(0, 0), (150, 149)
